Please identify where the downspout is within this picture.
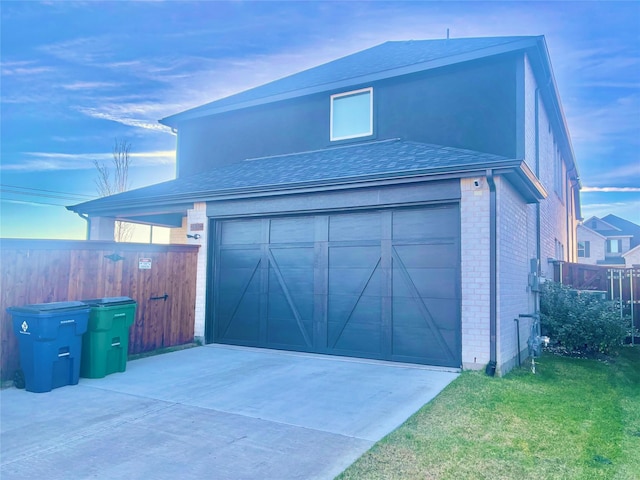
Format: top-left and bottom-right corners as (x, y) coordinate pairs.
(535, 89), (541, 271)
(486, 169), (497, 376)
(74, 212), (91, 240)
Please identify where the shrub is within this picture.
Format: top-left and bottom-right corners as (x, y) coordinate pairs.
(540, 281), (628, 355)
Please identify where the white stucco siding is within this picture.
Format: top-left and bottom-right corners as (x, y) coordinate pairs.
(460, 177), (491, 370)
(496, 177), (536, 374)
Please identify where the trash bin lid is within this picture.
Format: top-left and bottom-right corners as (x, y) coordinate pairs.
(7, 301), (90, 314)
(82, 296), (136, 307)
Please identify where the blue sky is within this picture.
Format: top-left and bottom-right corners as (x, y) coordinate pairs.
(1, 1), (639, 240)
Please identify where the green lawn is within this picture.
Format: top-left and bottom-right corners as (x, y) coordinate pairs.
(337, 347), (640, 480)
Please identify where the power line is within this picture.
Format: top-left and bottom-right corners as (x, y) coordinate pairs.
(0, 184), (97, 200)
(0, 188), (92, 202)
(0, 197), (71, 208)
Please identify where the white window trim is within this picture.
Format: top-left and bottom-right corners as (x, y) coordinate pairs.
(330, 87), (373, 141)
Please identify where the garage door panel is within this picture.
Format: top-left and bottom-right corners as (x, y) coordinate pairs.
(328, 295), (382, 323)
(393, 324), (442, 358)
(220, 248), (262, 269)
(270, 247), (315, 267)
(220, 219), (262, 244)
(270, 217), (316, 243)
(328, 266), (382, 296)
(396, 268), (457, 299)
(269, 267), (314, 295)
(213, 205), (460, 367)
(267, 288), (314, 322)
(266, 299), (311, 348)
(218, 265), (262, 291)
(394, 244), (458, 269)
(393, 208), (457, 240)
(218, 293), (261, 343)
(393, 323), (457, 364)
(329, 245), (380, 268)
(329, 212), (381, 241)
(217, 259), (262, 320)
(331, 321), (383, 355)
(422, 298), (459, 326)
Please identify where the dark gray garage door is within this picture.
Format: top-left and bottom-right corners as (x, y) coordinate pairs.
(211, 205), (460, 367)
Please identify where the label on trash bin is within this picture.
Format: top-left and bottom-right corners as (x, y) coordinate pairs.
(138, 258), (152, 270)
(20, 321), (31, 335)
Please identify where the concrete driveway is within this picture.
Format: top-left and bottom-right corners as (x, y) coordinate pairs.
(1, 345), (458, 480)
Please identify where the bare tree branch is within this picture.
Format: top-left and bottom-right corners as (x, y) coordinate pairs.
(94, 138), (135, 242)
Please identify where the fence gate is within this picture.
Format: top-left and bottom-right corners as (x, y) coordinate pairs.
(1, 239), (199, 382)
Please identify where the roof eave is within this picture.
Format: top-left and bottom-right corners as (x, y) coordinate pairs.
(66, 159), (544, 218)
(530, 37), (580, 188)
(160, 37), (541, 128)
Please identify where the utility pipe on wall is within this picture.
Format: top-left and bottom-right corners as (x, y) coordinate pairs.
(486, 169), (497, 376)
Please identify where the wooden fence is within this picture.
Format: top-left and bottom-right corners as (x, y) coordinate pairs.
(1, 239), (199, 382)
(553, 261), (640, 337)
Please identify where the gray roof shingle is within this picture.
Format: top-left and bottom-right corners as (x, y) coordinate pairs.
(70, 139), (515, 212)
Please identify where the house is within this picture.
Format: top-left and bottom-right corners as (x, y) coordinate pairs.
(577, 214), (640, 267)
(68, 36), (581, 375)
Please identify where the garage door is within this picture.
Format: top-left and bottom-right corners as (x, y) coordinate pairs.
(211, 205), (460, 367)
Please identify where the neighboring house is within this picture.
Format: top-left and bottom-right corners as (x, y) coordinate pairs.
(623, 245), (640, 268)
(577, 215), (640, 267)
(69, 36), (580, 375)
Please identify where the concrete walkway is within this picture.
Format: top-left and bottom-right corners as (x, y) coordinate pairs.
(1, 345), (458, 480)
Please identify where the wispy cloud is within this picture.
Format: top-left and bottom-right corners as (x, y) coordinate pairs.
(582, 186), (640, 193)
(38, 35), (118, 65)
(61, 81), (121, 91)
(1, 60), (53, 76)
(567, 93), (640, 145)
(76, 105), (174, 133)
(580, 160), (640, 187)
(1, 150), (176, 172)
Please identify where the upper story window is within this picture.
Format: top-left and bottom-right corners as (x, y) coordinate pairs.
(607, 239), (622, 254)
(330, 88), (373, 141)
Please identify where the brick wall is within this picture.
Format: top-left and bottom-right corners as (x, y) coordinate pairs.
(496, 177), (536, 374)
(523, 53), (577, 279)
(185, 202), (208, 341)
(169, 216), (188, 244)
(460, 177), (491, 370)
(168, 204), (208, 341)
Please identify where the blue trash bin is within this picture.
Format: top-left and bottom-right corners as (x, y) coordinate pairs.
(7, 301), (90, 393)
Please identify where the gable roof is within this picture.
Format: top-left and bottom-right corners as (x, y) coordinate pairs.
(160, 36), (543, 127)
(582, 215), (635, 239)
(68, 139), (545, 220)
(577, 223), (607, 240)
(602, 214), (640, 247)
(583, 215), (620, 231)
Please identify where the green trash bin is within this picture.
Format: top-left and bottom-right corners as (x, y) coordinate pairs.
(80, 297), (137, 379)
